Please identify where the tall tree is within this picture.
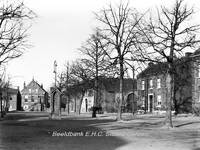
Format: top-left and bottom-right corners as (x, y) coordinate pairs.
(78, 29), (113, 117)
(94, 1), (144, 121)
(137, 0), (200, 129)
(0, 1), (36, 65)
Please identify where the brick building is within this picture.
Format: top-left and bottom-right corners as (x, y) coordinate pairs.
(79, 78), (138, 113)
(137, 52), (200, 114)
(8, 88), (21, 111)
(21, 79), (48, 111)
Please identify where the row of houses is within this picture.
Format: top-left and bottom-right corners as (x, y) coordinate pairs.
(3, 50), (200, 114)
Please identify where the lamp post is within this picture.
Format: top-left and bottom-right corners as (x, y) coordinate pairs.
(53, 60), (57, 87)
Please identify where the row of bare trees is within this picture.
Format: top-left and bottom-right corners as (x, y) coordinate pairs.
(58, 0), (200, 129)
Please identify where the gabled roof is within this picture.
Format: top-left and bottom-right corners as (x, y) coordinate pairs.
(21, 79), (47, 94)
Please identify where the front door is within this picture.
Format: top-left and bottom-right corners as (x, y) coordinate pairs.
(149, 95), (153, 113)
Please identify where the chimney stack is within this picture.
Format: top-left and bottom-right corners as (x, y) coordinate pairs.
(148, 62), (154, 67)
(23, 81), (26, 89)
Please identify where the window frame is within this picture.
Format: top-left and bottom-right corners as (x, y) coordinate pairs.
(149, 79), (153, 89)
(157, 78), (161, 89)
(157, 95), (161, 107)
(141, 80), (145, 90)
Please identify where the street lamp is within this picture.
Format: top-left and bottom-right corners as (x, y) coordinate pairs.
(53, 60), (57, 87)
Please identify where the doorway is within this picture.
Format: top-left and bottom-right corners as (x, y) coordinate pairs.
(149, 95), (153, 113)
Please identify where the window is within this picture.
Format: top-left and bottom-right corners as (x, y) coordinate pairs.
(10, 97), (12, 101)
(157, 78), (161, 88)
(31, 96), (34, 102)
(36, 89), (38, 93)
(198, 64), (200, 77)
(149, 79), (153, 89)
(157, 95), (161, 107)
(198, 87), (200, 102)
(141, 81), (145, 90)
(25, 95), (28, 102)
(29, 89), (31, 93)
(142, 97), (145, 107)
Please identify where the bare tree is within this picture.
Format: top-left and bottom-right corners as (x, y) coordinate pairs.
(78, 28), (116, 117)
(67, 60), (93, 115)
(137, 0), (200, 129)
(0, 1), (36, 65)
(94, 1), (144, 121)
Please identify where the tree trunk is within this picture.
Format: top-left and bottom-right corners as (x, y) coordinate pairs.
(67, 95), (70, 114)
(117, 57), (124, 121)
(163, 72), (173, 129)
(75, 94), (76, 112)
(0, 92), (3, 118)
(78, 93), (84, 115)
(92, 79), (98, 117)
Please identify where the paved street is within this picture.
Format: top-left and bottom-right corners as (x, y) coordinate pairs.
(0, 111), (200, 150)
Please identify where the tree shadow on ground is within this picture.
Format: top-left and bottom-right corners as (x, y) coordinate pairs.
(174, 122), (200, 128)
(0, 111), (129, 150)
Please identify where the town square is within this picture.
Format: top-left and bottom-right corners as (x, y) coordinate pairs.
(0, 0), (200, 149)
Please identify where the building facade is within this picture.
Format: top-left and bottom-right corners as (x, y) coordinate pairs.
(21, 79), (48, 111)
(137, 52), (200, 114)
(137, 63), (169, 113)
(79, 78), (138, 113)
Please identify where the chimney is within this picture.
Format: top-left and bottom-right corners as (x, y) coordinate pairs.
(23, 81), (26, 89)
(148, 62), (154, 66)
(185, 52), (192, 57)
(41, 83), (43, 89)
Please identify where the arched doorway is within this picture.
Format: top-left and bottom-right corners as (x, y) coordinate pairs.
(126, 93), (137, 113)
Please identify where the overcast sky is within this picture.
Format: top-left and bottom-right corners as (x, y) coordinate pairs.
(6, 0), (200, 91)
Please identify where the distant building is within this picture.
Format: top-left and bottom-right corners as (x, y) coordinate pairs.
(21, 79), (48, 111)
(8, 88), (21, 111)
(136, 52), (200, 114)
(79, 77), (138, 113)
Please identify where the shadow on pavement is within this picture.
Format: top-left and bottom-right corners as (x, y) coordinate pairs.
(0, 111), (129, 150)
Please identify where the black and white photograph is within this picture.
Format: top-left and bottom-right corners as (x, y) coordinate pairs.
(0, 0), (200, 149)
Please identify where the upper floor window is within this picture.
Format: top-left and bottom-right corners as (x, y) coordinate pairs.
(149, 79), (153, 89)
(29, 88), (31, 93)
(141, 80), (145, 90)
(157, 78), (161, 88)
